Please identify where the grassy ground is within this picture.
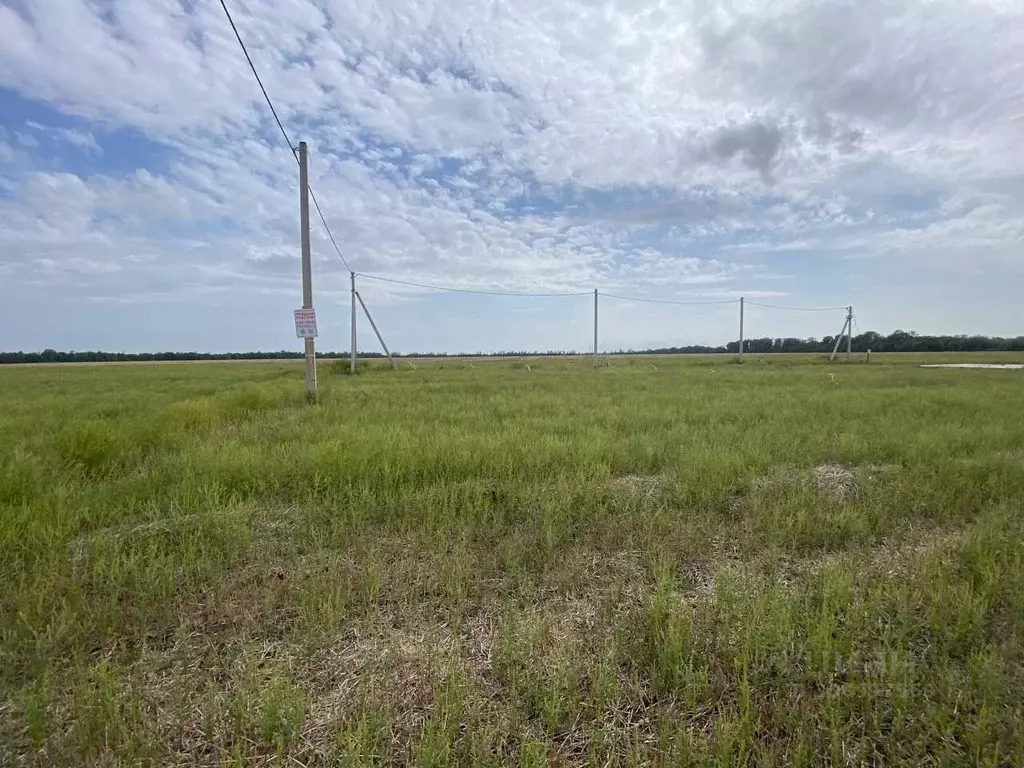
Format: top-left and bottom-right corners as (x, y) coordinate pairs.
(2, 353), (1023, 766)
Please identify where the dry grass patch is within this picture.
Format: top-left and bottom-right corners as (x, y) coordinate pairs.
(812, 463), (859, 502)
(606, 474), (667, 505)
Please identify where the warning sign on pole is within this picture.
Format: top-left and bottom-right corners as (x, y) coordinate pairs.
(294, 308), (318, 338)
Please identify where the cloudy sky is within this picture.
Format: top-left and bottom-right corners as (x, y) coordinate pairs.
(1, 0), (1022, 353)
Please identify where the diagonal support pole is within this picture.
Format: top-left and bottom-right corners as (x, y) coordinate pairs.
(355, 291), (396, 369)
(829, 315), (850, 362)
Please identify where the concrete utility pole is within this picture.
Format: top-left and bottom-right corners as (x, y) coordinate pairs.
(593, 289), (598, 367)
(350, 271), (357, 374)
(846, 306), (853, 362)
(738, 296), (745, 363)
(298, 141), (316, 397)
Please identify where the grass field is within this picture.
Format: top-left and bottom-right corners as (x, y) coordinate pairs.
(2, 353), (1023, 766)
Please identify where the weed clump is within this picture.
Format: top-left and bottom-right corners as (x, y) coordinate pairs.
(812, 463), (859, 502)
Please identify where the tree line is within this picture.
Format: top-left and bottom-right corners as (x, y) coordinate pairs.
(721, 330), (1024, 355)
(637, 330), (1024, 355)
(1, 330), (1022, 364)
(0, 350), (386, 364)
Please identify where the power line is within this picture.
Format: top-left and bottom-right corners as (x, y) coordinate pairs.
(218, 0), (353, 273)
(309, 187), (352, 272)
(745, 300), (847, 312)
(217, 0), (295, 156)
(357, 273), (591, 297)
(218, 0), (850, 314)
(599, 292), (737, 306)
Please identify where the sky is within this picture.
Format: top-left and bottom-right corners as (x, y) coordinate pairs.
(1, 0), (1022, 354)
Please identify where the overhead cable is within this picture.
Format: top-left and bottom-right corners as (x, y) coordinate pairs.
(599, 292), (737, 306)
(744, 300), (848, 312)
(219, 0), (854, 310)
(308, 187), (352, 272)
(357, 273), (591, 297)
(218, 0), (295, 155)
(218, 0), (353, 272)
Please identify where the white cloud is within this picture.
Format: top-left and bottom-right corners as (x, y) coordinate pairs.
(1, 0), (1023, 350)
(22, 120), (101, 153)
(57, 127), (102, 153)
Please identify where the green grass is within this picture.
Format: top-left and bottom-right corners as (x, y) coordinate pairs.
(2, 353), (1023, 766)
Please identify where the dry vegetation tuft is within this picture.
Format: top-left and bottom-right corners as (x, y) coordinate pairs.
(812, 463), (859, 502)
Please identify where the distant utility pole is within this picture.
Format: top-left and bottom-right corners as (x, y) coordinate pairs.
(298, 141), (316, 398)
(593, 289), (598, 367)
(846, 306), (853, 362)
(738, 296), (745, 363)
(829, 306), (854, 363)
